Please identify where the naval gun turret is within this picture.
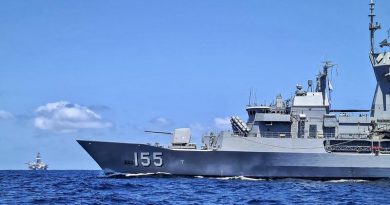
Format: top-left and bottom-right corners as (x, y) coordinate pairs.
(145, 128), (197, 149)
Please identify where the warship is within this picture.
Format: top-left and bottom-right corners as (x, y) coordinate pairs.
(78, 1), (390, 179)
(27, 152), (48, 170)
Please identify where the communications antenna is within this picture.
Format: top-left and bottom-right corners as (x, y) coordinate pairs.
(369, 0), (381, 53)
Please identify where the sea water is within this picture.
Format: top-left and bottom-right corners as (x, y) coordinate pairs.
(1, 170), (390, 204)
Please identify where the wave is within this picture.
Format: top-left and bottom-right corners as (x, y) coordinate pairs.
(104, 172), (172, 178)
(195, 175), (267, 181)
(214, 176), (266, 181)
(325, 179), (369, 183)
(125, 172), (172, 177)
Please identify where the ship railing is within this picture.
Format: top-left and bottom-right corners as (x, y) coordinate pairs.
(337, 133), (368, 139)
(318, 133), (336, 139)
(325, 145), (372, 152)
(326, 145), (390, 154)
(380, 147), (390, 154)
(260, 132), (292, 138)
(258, 132), (368, 139)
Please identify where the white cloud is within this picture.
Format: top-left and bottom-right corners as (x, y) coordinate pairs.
(34, 101), (112, 133)
(0, 110), (13, 119)
(189, 122), (209, 137)
(190, 122), (206, 132)
(214, 117), (231, 130)
(155, 117), (170, 125)
(150, 117), (172, 127)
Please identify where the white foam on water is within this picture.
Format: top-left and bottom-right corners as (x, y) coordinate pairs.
(124, 172), (172, 177)
(325, 179), (369, 183)
(238, 176), (266, 181)
(194, 176), (204, 178)
(104, 173), (125, 178)
(124, 173), (155, 177)
(214, 176), (265, 181)
(155, 172), (172, 176)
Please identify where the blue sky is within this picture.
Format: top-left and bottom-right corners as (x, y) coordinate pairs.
(1, 0), (389, 169)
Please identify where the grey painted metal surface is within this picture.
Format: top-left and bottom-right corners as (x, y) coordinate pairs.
(78, 140), (390, 179)
(78, 1), (390, 179)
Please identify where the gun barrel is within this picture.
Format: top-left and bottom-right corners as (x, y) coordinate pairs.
(144, 130), (173, 135)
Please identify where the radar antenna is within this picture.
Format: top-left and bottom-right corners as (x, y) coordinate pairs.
(379, 29), (390, 48)
(254, 91), (257, 106)
(388, 29), (390, 39)
(317, 61), (336, 106)
(369, 0), (381, 54)
(248, 89), (252, 106)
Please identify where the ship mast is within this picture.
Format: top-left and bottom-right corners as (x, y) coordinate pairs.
(369, 0), (390, 122)
(369, 0), (381, 54)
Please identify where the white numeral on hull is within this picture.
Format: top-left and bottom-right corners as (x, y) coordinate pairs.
(133, 152), (163, 167)
(153, 152), (163, 167)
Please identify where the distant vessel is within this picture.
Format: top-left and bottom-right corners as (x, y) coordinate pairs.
(27, 152), (48, 170)
(78, 1), (390, 179)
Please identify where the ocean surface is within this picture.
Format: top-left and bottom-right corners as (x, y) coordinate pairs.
(1, 171), (390, 205)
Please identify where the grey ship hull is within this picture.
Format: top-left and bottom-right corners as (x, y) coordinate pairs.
(78, 140), (390, 179)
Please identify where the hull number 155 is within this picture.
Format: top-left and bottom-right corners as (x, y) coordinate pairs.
(134, 152), (163, 167)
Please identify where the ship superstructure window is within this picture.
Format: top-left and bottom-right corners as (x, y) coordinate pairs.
(309, 125), (317, 138)
(260, 109), (270, 113)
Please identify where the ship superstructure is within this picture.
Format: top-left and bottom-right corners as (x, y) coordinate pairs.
(27, 152), (48, 170)
(78, 1), (390, 179)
